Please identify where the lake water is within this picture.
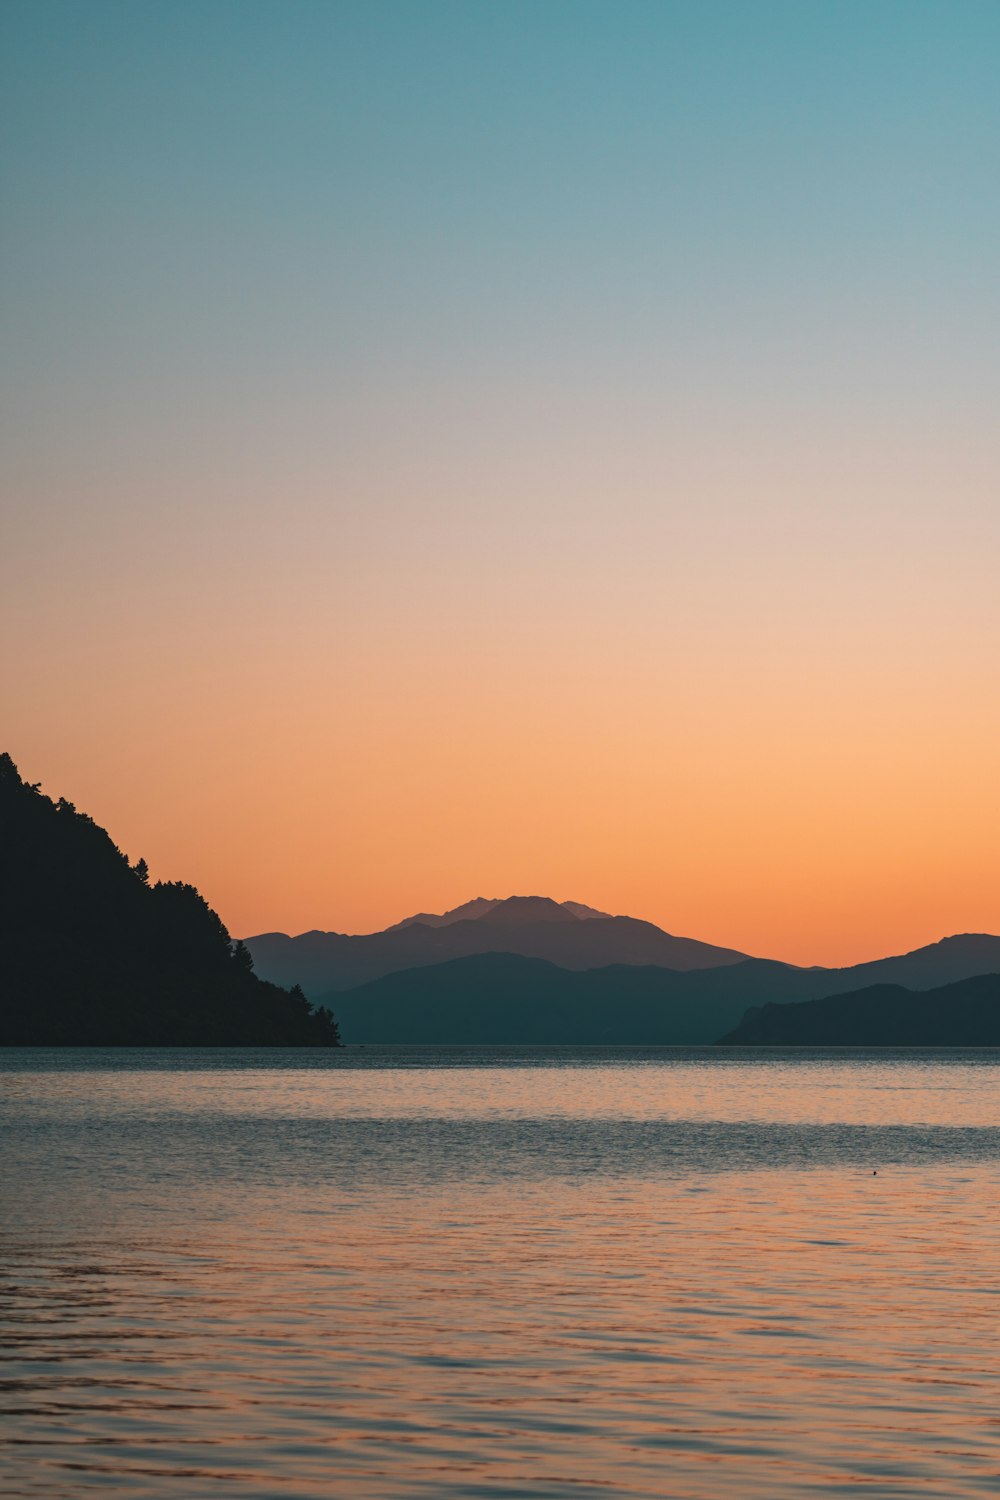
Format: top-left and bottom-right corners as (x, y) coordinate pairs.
(2, 1047), (1000, 1498)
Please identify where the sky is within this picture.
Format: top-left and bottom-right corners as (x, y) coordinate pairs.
(2, 0), (998, 965)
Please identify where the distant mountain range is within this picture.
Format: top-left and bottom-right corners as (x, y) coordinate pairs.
(719, 974), (1000, 1046)
(301, 928), (1000, 1045)
(245, 900), (1000, 1044)
(244, 895), (749, 993)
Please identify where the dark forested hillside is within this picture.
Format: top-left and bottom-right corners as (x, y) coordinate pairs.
(0, 754), (340, 1045)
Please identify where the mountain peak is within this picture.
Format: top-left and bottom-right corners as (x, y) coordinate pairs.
(474, 896), (580, 926)
(386, 895), (612, 931)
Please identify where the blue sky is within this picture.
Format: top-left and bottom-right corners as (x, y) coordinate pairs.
(4, 0), (997, 454)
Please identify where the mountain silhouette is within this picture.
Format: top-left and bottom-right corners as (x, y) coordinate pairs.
(718, 973), (1000, 1045)
(322, 953), (760, 1044)
(385, 897), (504, 930)
(6, 746), (995, 1048)
(384, 896), (611, 930)
(473, 896), (593, 926)
(318, 936), (1000, 1044)
(0, 753), (340, 1046)
(561, 901), (612, 921)
(244, 897), (748, 993)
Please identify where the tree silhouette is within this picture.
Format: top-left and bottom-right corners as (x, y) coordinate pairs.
(0, 753), (342, 1046)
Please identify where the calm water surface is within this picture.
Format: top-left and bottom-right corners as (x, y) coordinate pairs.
(2, 1047), (999, 1498)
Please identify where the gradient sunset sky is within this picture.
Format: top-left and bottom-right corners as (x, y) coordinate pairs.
(2, 0), (998, 965)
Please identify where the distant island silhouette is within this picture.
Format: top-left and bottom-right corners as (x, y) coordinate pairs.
(0, 754), (340, 1046)
(718, 974), (1000, 1046)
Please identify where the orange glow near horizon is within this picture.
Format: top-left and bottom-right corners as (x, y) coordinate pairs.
(5, 471), (998, 969)
(3, 7), (998, 970)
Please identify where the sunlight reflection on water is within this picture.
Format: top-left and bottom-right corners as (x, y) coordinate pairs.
(2, 1049), (999, 1498)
